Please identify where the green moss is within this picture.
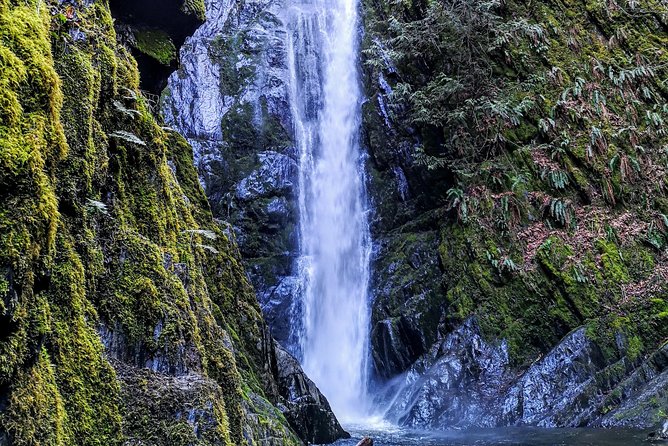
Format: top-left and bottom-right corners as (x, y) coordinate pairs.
(0, 0), (300, 444)
(133, 29), (176, 66)
(1, 349), (69, 446)
(596, 239), (630, 285)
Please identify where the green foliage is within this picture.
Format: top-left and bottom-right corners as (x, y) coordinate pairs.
(109, 130), (146, 146)
(546, 198), (573, 228)
(485, 248), (518, 275)
(181, 0), (206, 21)
(360, 0), (668, 425)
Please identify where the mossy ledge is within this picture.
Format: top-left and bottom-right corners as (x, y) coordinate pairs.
(0, 0), (300, 444)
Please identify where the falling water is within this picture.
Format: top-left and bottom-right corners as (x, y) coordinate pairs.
(285, 0), (371, 421)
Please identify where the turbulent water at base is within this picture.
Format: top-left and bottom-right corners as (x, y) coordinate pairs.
(332, 426), (649, 446)
(285, 0), (371, 421)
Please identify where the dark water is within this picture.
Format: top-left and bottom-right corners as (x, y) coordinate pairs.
(329, 425), (651, 446)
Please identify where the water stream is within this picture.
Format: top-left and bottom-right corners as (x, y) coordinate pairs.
(331, 425), (650, 446)
(162, 0), (665, 440)
(285, 0), (371, 422)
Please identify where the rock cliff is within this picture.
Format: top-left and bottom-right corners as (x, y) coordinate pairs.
(360, 0), (668, 430)
(0, 0), (342, 444)
(162, 0), (302, 352)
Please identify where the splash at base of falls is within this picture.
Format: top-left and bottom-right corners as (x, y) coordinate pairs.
(330, 426), (649, 446)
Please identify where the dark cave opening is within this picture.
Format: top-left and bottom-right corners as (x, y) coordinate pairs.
(108, 0), (203, 94)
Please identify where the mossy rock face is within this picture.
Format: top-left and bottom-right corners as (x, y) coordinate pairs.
(0, 0), (300, 444)
(109, 0), (205, 93)
(181, 0), (206, 21)
(361, 0), (668, 427)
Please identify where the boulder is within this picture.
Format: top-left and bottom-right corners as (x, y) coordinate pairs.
(273, 341), (350, 444)
(648, 420), (668, 443)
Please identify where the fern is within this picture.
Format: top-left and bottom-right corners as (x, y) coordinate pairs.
(485, 249), (519, 275)
(573, 264), (589, 283)
(609, 152), (640, 182)
(196, 244), (220, 254)
(538, 117), (555, 135)
(541, 168), (570, 190)
(121, 87), (137, 100)
(183, 229), (218, 240)
(547, 198), (572, 227)
(646, 223), (665, 250)
(86, 199), (108, 215)
(446, 187), (468, 222)
(510, 173), (528, 192)
(601, 177), (616, 205)
(590, 126), (607, 156)
(113, 100), (140, 119)
(109, 130), (146, 146)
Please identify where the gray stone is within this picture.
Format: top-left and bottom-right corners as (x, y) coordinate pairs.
(235, 151), (297, 201)
(273, 341), (350, 444)
(382, 319), (667, 430)
(259, 276), (300, 348)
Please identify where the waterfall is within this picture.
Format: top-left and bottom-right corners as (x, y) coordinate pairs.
(286, 0), (371, 421)
(163, 0), (371, 422)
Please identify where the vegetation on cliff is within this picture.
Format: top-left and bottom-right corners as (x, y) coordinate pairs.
(0, 0), (301, 444)
(362, 0), (668, 425)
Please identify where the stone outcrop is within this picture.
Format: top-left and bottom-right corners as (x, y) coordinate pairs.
(383, 318), (668, 430)
(110, 0), (205, 93)
(162, 0), (301, 352)
(273, 341), (350, 444)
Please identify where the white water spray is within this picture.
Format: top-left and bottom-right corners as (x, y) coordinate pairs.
(285, 0), (371, 421)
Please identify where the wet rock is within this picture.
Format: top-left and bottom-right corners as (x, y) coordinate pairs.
(163, 0), (300, 356)
(599, 341), (668, 429)
(505, 328), (607, 427)
(235, 151), (297, 201)
(369, 229), (444, 378)
(383, 319), (668, 430)
(258, 276), (301, 348)
(356, 437), (374, 446)
(647, 420), (668, 443)
(266, 197), (290, 221)
(273, 341), (350, 444)
(98, 319), (203, 376)
(384, 318), (508, 428)
(371, 316), (426, 378)
(117, 366), (228, 444)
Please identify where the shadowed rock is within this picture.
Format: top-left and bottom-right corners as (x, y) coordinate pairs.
(273, 341), (350, 444)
